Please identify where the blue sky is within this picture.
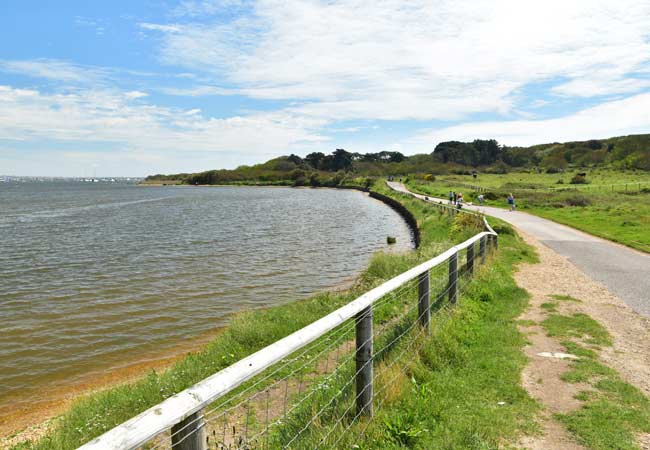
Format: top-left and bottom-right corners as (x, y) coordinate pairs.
(1, 0), (650, 176)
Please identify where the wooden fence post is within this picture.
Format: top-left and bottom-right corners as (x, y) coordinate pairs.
(356, 306), (373, 417)
(171, 411), (206, 450)
(418, 270), (430, 332)
(466, 244), (474, 277)
(448, 251), (458, 304)
(479, 236), (487, 263)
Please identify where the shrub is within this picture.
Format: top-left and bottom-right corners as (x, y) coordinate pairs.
(450, 212), (484, 235)
(570, 174), (588, 184)
(422, 174), (436, 182)
(565, 195), (591, 207)
(482, 191), (501, 200)
(491, 223), (514, 235)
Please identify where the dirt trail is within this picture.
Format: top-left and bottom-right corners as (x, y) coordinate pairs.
(513, 229), (650, 449)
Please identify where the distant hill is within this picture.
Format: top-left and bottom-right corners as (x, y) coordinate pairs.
(145, 134), (650, 186)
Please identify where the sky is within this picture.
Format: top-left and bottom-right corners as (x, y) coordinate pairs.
(1, 0), (650, 177)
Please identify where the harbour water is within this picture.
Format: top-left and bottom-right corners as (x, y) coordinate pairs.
(0, 181), (412, 427)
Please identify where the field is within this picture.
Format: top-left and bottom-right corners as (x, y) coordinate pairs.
(406, 169), (650, 253)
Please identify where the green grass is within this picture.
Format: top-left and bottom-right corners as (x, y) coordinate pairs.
(541, 313), (612, 347)
(406, 170), (650, 253)
(538, 314), (650, 449)
(268, 201), (542, 448)
(550, 294), (581, 303)
(540, 302), (558, 312)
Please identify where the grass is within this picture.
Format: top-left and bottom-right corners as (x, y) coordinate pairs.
(16, 181), (542, 449)
(268, 192), (542, 448)
(538, 304), (650, 449)
(541, 313), (612, 347)
(405, 169), (650, 253)
(550, 294), (581, 303)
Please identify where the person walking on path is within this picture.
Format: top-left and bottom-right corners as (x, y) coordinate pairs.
(477, 194), (484, 205)
(449, 191), (454, 204)
(456, 192), (464, 209)
(507, 193), (516, 211)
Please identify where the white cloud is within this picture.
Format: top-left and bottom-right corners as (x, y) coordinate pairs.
(0, 85), (328, 168)
(148, 0), (650, 121)
(139, 23), (182, 33)
(0, 59), (107, 84)
(124, 90), (148, 99)
(552, 77), (650, 97)
(405, 92), (650, 150)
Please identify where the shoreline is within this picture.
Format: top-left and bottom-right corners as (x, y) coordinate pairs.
(1, 185), (415, 446)
(0, 326), (225, 442)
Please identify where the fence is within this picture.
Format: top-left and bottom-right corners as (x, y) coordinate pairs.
(547, 180), (650, 192)
(79, 195), (497, 450)
(422, 179), (650, 195)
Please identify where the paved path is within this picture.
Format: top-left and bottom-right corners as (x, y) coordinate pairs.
(388, 182), (650, 317)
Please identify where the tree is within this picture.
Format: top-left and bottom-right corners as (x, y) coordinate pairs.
(305, 152), (325, 169)
(330, 149), (354, 171)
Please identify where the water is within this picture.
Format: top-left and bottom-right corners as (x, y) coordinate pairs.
(0, 181), (411, 421)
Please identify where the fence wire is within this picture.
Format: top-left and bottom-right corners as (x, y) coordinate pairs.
(130, 240), (494, 450)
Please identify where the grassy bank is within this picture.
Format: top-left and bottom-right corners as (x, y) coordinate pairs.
(407, 173), (650, 253)
(14, 182), (539, 449)
(270, 212), (541, 448)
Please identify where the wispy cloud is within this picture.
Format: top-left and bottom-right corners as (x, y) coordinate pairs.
(139, 23), (182, 33)
(0, 59), (108, 84)
(146, 0), (650, 121)
(404, 92), (650, 149)
(0, 85), (327, 156)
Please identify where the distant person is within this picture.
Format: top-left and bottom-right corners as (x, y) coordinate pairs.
(452, 191), (457, 203)
(456, 192), (464, 209)
(448, 191), (453, 204)
(477, 194), (484, 205)
(507, 193), (516, 211)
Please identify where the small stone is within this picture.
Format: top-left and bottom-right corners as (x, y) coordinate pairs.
(537, 352), (579, 360)
(497, 401), (506, 406)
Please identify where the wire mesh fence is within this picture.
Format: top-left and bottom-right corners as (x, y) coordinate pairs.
(80, 230), (495, 450)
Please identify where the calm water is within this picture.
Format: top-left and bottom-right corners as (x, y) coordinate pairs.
(0, 182), (411, 417)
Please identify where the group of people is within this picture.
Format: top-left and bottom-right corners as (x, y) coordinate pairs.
(448, 191), (517, 211)
(448, 191), (464, 209)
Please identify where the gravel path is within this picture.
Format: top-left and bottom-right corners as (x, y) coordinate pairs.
(387, 182), (650, 317)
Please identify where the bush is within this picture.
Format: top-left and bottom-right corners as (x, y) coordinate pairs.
(570, 174), (588, 184)
(422, 174), (436, 182)
(482, 191), (503, 200)
(450, 212), (484, 235)
(565, 195), (591, 207)
(491, 223), (514, 235)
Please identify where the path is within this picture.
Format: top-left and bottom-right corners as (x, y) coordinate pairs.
(387, 182), (650, 317)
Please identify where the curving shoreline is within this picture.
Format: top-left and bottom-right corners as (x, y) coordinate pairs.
(1, 184), (415, 446)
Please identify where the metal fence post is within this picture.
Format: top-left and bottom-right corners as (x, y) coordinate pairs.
(418, 270), (430, 332)
(356, 306), (373, 417)
(171, 411), (206, 450)
(466, 243), (474, 277)
(448, 251), (458, 304)
(479, 236), (487, 263)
